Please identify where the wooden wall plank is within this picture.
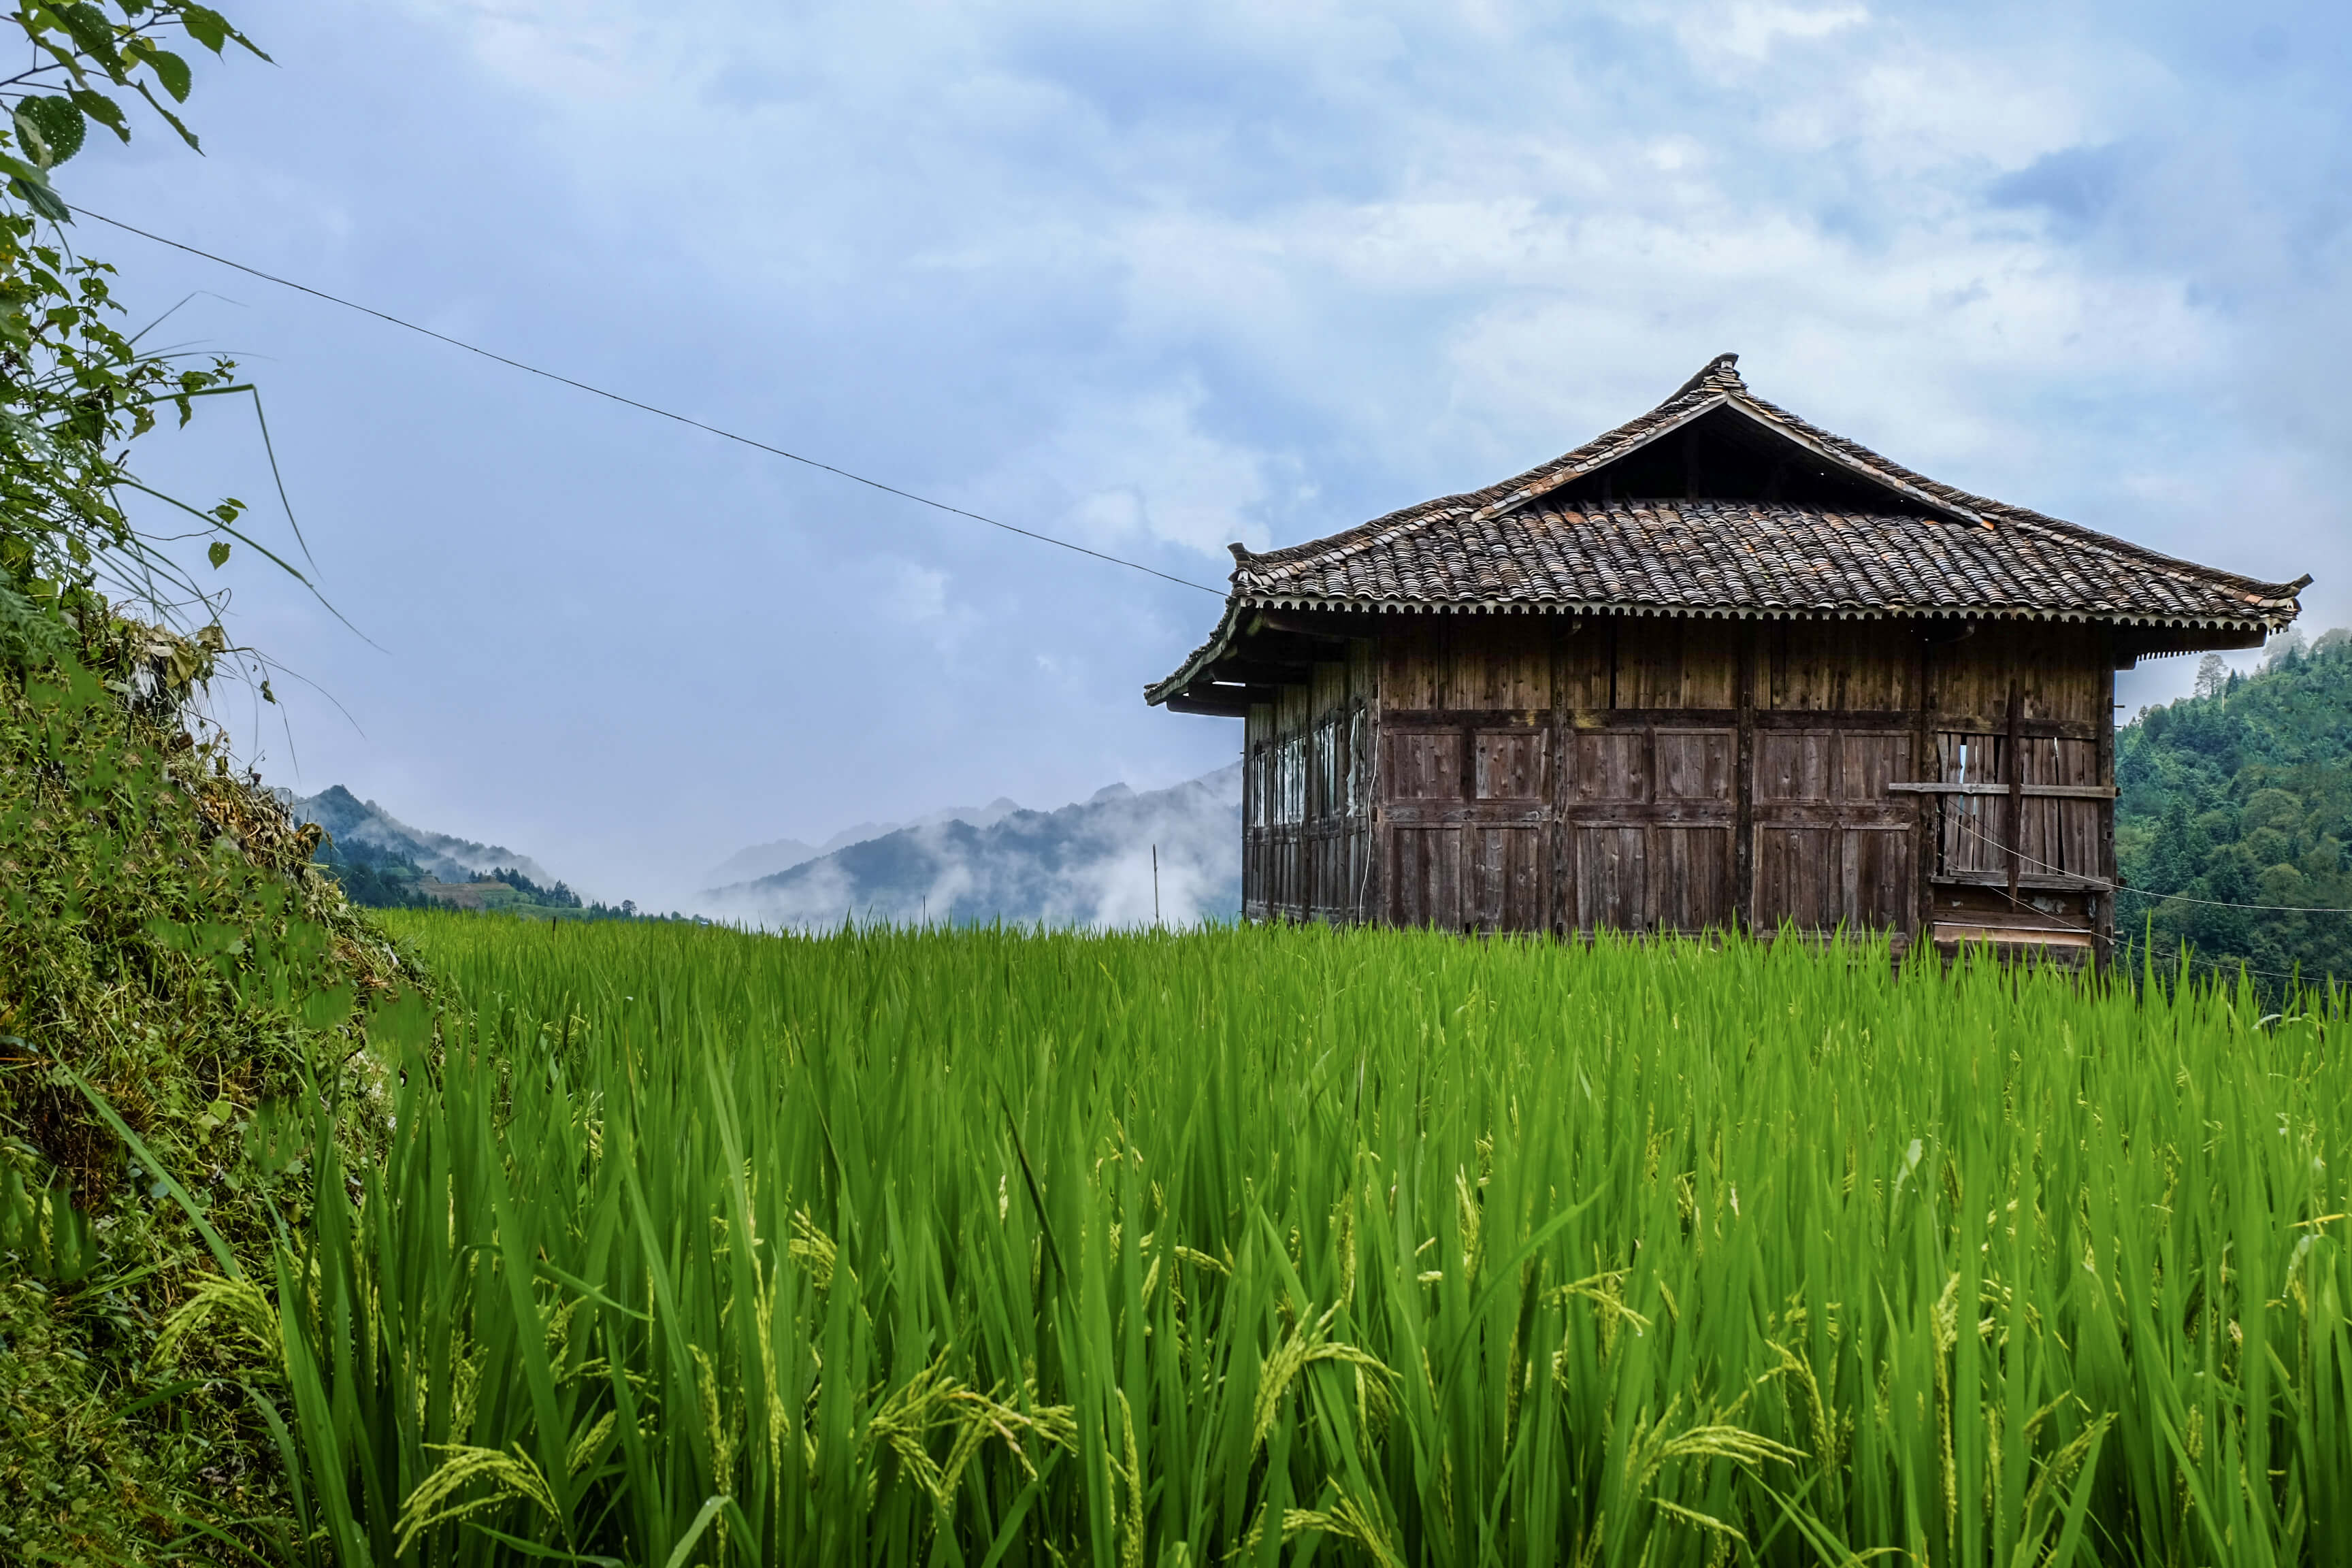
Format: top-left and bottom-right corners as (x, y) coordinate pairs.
(1311, 660), (1350, 719)
(1757, 731), (1833, 804)
(1466, 826), (1544, 931)
(1558, 623), (1610, 711)
(1735, 625), (1757, 931)
(1650, 827), (1734, 931)
(1756, 827), (1836, 928)
(1474, 730), (1550, 800)
(1656, 730), (1733, 802)
(1850, 826), (1915, 929)
(1934, 621), (2106, 727)
(1387, 731), (1465, 800)
(1574, 827), (1646, 930)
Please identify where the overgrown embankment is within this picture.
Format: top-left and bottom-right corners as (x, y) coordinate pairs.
(1, 606), (416, 1563)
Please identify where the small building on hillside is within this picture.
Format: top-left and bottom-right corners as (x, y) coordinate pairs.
(1146, 354), (2307, 963)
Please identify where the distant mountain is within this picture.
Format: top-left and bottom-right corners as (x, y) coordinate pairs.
(703, 797), (1026, 887)
(283, 785), (662, 919)
(702, 767), (1241, 928)
(284, 785), (555, 887)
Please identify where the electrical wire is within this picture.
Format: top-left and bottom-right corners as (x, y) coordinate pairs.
(1944, 818), (2326, 984)
(1940, 815), (2100, 936)
(69, 206), (1229, 599)
(1945, 806), (2352, 915)
(1938, 822), (2323, 982)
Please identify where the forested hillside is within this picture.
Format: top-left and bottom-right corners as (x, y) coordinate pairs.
(2115, 628), (2352, 984)
(291, 783), (655, 917)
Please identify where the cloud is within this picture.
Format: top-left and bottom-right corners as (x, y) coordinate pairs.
(1989, 143), (2141, 231)
(706, 765), (1242, 930)
(75, 0), (2352, 906)
(986, 383), (1281, 556)
(1662, 0), (1870, 64)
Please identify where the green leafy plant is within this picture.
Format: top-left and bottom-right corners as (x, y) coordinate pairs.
(0, 10), (438, 1563)
(0, 1), (288, 664)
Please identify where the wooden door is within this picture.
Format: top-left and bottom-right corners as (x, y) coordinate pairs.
(1384, 719), (1551, 931)
(1559, 725), (1736, 932)
(1751, 725), (1916, 932)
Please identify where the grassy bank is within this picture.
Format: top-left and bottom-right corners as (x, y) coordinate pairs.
(240, 915), (2346, 1565)
(0, 630), (408, 1563)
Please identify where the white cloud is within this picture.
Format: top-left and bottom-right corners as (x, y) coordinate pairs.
(116, 0), (2352, 904)
(1003, 385), (1277, 555)
(1667, 0), (1870, 64)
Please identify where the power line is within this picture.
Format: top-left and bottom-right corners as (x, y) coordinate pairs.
(1944, 819), (2332, 985)
(2110, 937), (2328, 989)
(1947, 812), (2352, 916)
(2116, 884), (2352, 916)
(70, 206), (1228, 599)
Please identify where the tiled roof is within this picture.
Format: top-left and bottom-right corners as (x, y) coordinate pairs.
(1238, 495), (2293, 621)
(1149, 354), (2307, 703)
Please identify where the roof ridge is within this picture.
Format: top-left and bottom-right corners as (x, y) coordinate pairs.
(1671, 351), (1745, 398)
(1220, 357), (2305, 617)
(1725, 390), (2306, 604)
(1235, 354), (1741, 578)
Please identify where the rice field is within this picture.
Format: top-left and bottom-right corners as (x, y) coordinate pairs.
(238, 915), (2352, 1565)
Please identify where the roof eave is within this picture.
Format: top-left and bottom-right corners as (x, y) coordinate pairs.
(1212, 591), (2299, 632)
(1144, 594), (1249, 706)
(1148, 587), (2300, 704)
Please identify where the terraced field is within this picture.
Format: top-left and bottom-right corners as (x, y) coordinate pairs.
(242, 915), (2349, 1565)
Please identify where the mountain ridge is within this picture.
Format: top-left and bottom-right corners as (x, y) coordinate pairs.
(703, 796), (1028, 886)
(284, 784), (555, 886)
(701, 764), (1241, 928)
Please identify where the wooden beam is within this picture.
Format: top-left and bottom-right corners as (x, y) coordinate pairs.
(1163, 694), (1255, 717)
(1254, 608), (1392, 640)
(1932, 869), (2108, 892)
(1887, 783), (2116, 799)
(1209, 659), (1315, 687)
(1384, 706), (2101, 738)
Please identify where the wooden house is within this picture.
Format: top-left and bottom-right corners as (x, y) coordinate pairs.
(1146, 355), (2307, 962)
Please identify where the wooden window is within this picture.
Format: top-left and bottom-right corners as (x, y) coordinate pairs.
(1272, 735), (1307, 826)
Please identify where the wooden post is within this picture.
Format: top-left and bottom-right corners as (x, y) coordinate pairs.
(1550, 619), (1571, 937)
(1734, 621), (1758, 934)
(2006, 678), (2024, 905)
(1242, 718), (1258, 921)
(1914, 634), (1936, 949)
(2095, 649), (2118, 968)
(1365, 649), (1386, 928)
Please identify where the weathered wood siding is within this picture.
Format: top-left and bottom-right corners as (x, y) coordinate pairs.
(1241, 640), (1375, 923)
(1917, 621), (2114, 958)
(1247, 614), (2115, 952)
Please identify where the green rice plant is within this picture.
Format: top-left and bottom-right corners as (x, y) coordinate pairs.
(212, 916), (2351, 1564)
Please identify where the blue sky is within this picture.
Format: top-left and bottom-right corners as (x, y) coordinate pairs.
(69, 0), (2352, 905)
